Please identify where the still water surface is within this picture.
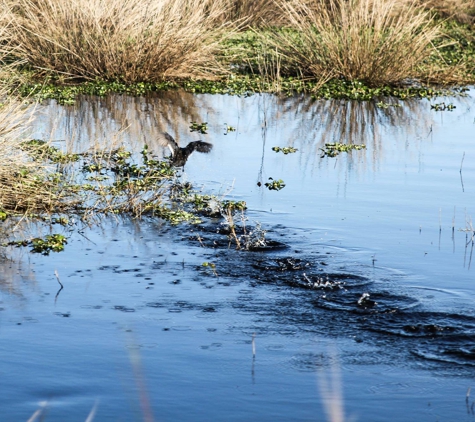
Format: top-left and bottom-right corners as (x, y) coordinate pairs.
(1, 91), (474, 421)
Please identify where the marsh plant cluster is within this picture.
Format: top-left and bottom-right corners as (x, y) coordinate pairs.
(0, 0), (472, 102)
(0, 132), (263, 254)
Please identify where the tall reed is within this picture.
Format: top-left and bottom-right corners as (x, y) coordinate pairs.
(262, 0), (441, 86)
(5, 0), (232, 82)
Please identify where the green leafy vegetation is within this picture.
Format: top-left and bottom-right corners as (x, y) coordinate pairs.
(264, 178), (286, 191)
(430, 102), (456, 111)
(272, 146), (298, 154)
(0, 0), (473, 102)
(4, 234), (67, 255)
(224, 124), (236, 134)
(21, 140), (81, 163)
(189, 121), (208, 134)
(1, 137), (258, 254)
(320, 143), (366, 158)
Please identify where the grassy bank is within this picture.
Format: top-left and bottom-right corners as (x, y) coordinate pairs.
(0, 0), (474, 101)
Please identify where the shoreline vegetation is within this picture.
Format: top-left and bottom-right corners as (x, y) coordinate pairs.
(0, 0), (475, 254)
(1, 0), (475, 103)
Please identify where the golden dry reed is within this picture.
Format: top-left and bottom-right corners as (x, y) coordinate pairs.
(263, 0), (441, 86)
(5, 0), (233, 82)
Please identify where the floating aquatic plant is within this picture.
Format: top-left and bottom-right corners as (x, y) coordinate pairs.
(272, 146), (298, 154)
(189, 121), (208, 134)
(430, 102), (456, 111)
(264, 177), (286, 190)
(320, 143), (366, 158)
(4, 234), (67, 255)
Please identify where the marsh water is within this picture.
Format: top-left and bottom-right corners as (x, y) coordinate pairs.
(1, 91), (474, 421)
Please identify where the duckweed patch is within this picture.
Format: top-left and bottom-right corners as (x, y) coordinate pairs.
(320, 143), (366, 158)
(4, 233), (67, 255)
(272, 146), (298, 154)
(430, 102), (456, 111)
(264, 178), (286, 191)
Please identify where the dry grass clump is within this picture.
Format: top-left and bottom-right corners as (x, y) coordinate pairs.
(0, 92), (75, 216)
(221, 0), (284, 27)
(423, 0), (475, 24)
(4, 0), (232, 82)
(262, 0), (441, 86)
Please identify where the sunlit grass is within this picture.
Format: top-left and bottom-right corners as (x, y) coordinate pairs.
(4, 0), (233, 82)
(258, 0), (441, 86)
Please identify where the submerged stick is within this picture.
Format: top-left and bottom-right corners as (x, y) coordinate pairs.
(54, 269), (63, 289)
(54, 269), (63, 303)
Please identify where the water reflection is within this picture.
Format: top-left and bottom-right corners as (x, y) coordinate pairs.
(33, 91), (218, 157)
(0, 253), (37, 297)
(31, 91), (435, 175)
(271, 95), (435, 175)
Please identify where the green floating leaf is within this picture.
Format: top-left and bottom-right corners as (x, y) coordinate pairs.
(320, 143), (366, 158)
(189, 121), (208, 134)
(272, 146), (298, 154)
(264, 177), (285, 191)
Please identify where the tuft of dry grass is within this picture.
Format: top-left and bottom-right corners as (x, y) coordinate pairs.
(5, 0), (233, 82)
(261, 0), (441, 86)
(423, 0), (475, 24)
(221, 0), (284, 27)
(0, 90), (75, 216)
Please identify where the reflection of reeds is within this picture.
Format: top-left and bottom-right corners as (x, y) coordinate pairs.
(268, 94), (434, 175)
(27, 400), (98, 422)
(0, 89), (72, 216)
(32, 92), (213, 157)
(318, 350), (346, 422)
(31, 92), (435, 179)
(5, 0), (232, 82)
